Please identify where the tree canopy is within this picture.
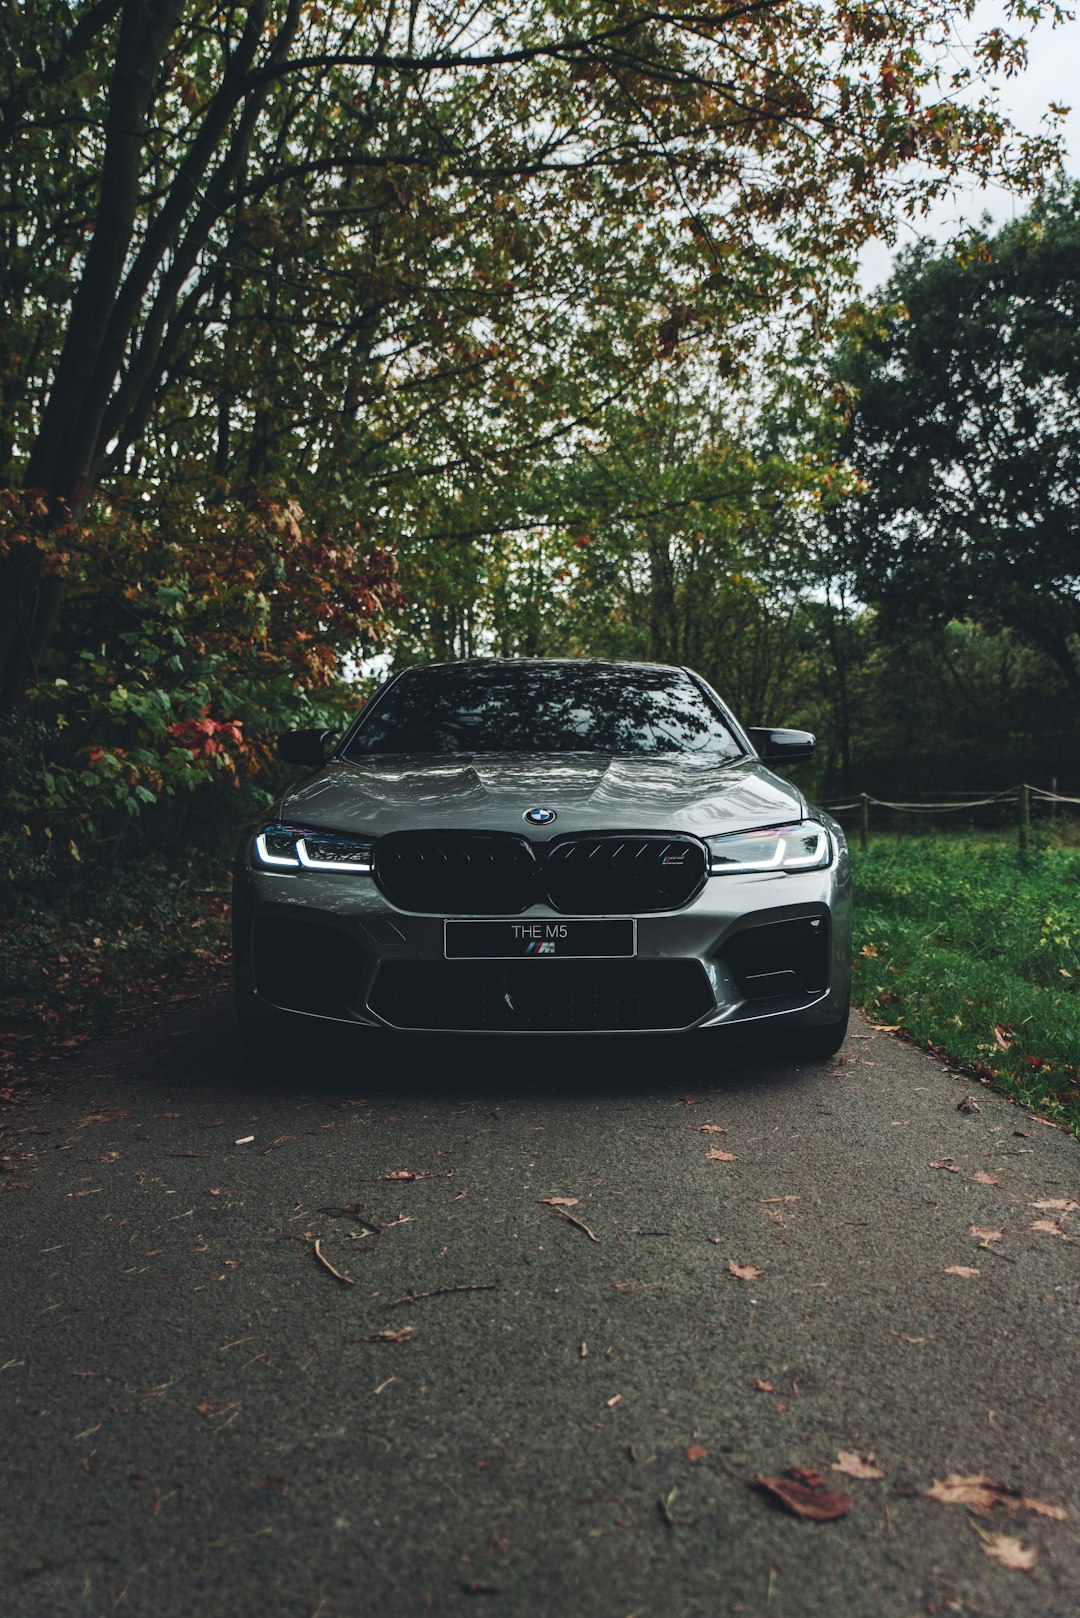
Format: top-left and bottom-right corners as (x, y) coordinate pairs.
(1, 0), (1066, 705)
(831, 182), (1080, 690)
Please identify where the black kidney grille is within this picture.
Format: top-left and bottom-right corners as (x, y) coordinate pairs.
(374, 831), (538, 915)
(372, 829), (707, 915)
(545, 833), (707, 914)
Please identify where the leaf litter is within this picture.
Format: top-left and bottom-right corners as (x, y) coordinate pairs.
(756, 1467), (851, 1521)
(976, 1531), (1037, 1571)
(728, 1260), (762, 1282)
(923, 1475), (1067, 1520)
(832, 1452), (884, 1480)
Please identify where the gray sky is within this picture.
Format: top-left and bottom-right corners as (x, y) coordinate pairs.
(858, 0), (1079, 290)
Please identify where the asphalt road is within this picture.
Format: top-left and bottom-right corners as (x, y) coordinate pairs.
(2, 998), (1078, 1618)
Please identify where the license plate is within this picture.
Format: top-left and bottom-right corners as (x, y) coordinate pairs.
(444, 919), (636, 959)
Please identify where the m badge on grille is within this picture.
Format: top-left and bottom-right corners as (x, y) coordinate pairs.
(523, 807), (557, 825)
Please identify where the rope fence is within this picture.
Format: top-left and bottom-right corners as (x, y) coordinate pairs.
(817, 783), (1079, 850)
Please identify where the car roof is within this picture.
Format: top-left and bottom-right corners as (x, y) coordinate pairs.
(398, 657), (690, 677)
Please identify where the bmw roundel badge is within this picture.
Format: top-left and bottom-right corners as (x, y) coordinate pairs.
(523, 807), (557, 826)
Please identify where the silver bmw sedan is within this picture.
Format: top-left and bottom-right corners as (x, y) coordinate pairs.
(233, 659), (851, 1056)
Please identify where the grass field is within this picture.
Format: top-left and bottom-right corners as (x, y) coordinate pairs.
(851, 835), (1080, 1133)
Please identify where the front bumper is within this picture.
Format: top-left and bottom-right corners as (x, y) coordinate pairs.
(232, 826), (851, 1036)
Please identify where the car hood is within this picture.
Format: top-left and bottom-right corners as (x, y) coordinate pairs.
(277, 753), (806, 840)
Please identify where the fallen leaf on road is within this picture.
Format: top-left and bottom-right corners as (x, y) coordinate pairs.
(209, 1187), (232, 1197)
(606, 1393), (622, 1408)
(697, 1125), (727, 1134)
(383, 1170), (430, 1182)
(78, 1108), (131, 1128)
(868, 1023), (902, 1032)
(957, 1096), (981, 1113)
(754, 1380), (774, 1393)
(971, 1226), (1003, 1242)
(1031, 1198), (1079, 1212)
(945, 1266), (980, 1277)
(728, 1260), (762, 1281)
(971, 1172), (1000, 1185)
(362, 1327), (415, 1343)
(706, 1148), (737, 1162)
(1030, 1219), (1070, 1238)
(686, 1446), (707, 1463)
(538, 1196), (579, 1207)
(760, 1196), (799, 1204)
(930, 1161), (961, 1172)
(833, 1452), (884, 1480)
(978, 1532), (1037, 1571)
(756, 1467), (852, 1521)
(924, 1474), (1068, 1520)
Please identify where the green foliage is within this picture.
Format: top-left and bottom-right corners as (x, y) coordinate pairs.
(853, 837), (1080, 1132)
(832, 182), (1080, 691)
(0, 484), (396, 893)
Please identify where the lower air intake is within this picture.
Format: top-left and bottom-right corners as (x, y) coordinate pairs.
(719, 915), (829, 1003)
(367, 960), (714, 1032)
(253, 917), (366, 1016)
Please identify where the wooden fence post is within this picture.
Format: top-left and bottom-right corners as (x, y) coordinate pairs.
(860, 793), (869, 851)
(1018, 783), (1030, 853)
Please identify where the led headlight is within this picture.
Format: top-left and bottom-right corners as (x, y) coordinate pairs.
(706, 821), (831, 875)
(253, 823), (373, 873)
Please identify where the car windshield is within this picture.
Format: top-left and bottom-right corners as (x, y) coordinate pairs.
(344, 663), (743, 758)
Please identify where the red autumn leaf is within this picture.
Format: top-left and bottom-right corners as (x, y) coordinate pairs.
(756, 1467), (852, 1521)
(685, 1446), (707, 1463)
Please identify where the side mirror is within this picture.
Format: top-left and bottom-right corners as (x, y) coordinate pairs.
(747, 726), (815, 764)
(277, 728), (335, 766)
